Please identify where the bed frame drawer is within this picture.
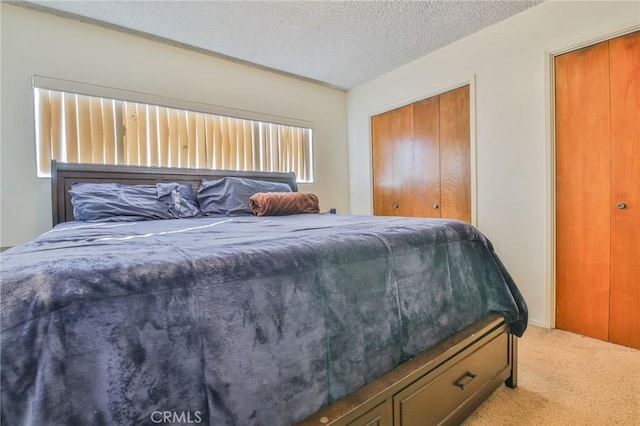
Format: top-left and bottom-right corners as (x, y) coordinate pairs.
(347, 401), (392, 426)
(393, 331), (509, 425)
(298, 314), (516, 426)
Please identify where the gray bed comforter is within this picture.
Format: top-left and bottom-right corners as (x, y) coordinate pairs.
(1, 215), (527, 425)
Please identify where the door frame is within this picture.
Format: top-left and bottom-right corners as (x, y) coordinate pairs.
(544, 22), (640, 329)
(369, 76), (478, 227)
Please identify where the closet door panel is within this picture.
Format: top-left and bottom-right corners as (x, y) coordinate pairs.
(413, 97), (441, 218)
(555, 42), (611, 341)
(391, 104), (416, 217)
(609, 32), (640, 349)
(439, 86), (471, 222)
(372, 104), (414, 216)
(372, 113), (393, 216)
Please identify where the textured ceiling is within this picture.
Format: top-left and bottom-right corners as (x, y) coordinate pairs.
(23, 1), (543, 90)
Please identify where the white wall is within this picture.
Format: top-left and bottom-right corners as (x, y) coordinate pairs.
(0, 4), (349, 247)
(347, 1), (639, 327)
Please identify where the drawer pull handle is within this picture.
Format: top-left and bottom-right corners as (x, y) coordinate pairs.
(454, 372), (477, 390)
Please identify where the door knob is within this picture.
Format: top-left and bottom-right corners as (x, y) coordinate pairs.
(432, 203), (439, 209)
(617, 202), (626, 209)
(393, 203), (399, 209)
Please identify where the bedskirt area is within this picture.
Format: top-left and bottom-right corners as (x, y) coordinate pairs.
(1, 215), (527, 425)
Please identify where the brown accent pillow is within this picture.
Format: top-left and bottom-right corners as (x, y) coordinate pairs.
(249, 192), (319, 216)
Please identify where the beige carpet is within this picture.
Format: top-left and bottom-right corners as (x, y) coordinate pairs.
(463, 326), (640, 426)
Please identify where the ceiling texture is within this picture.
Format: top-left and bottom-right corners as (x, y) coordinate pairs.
(22, 0), (543, 91)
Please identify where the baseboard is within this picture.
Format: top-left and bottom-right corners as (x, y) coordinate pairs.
(527, 319), (548, 328)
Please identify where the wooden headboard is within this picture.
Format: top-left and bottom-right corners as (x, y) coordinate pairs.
(51, 160), (298, 226)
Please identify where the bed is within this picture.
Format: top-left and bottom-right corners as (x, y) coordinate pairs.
(1, 161), (527, 426)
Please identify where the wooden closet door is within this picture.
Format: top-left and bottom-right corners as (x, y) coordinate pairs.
(372, 104), (414, 216)
(555, 41), (612, 341)
(439, 86), (471, 222)
(372, 87), (470, 220)
(413, 97), (441, 218)
(609, 32), (640, 349)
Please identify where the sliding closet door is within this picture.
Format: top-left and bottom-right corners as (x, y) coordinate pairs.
(372, 100), (441, 218)
(608, 32), (640, 349)
(372, 103), (413, 217)
(555, 41), (611, 342)
(413, 97), (441, 218)
(439, 86), (471, 222)
(372, 86), (470, 220)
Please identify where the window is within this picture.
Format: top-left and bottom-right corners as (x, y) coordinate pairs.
(34, 86), (314, 182)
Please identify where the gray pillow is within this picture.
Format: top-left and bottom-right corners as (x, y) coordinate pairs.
(70, 182), (200, 222)
(197, 177), (292, 216)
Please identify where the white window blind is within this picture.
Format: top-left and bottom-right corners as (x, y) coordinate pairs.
(34, 88), (314, 182)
